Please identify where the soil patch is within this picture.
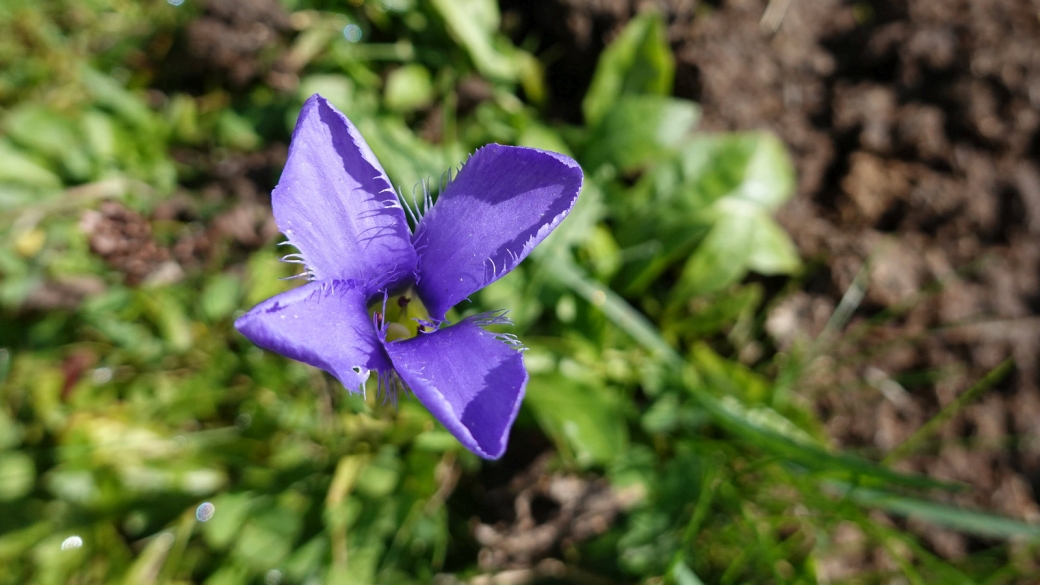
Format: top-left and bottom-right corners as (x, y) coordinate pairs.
(510, 0), (1040, 567)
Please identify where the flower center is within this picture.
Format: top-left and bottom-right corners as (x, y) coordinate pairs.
(371, 289), (432, 342)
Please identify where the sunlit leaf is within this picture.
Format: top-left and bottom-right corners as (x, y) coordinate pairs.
(384, 64), (434, 113)
(0, 141), (61, 188)
(584, 95), (700, 172)
(583, 12), (674, 126)
(429, 0), (519, 81)
(0, 452), (35, 501)
(526, 374), (629, 467)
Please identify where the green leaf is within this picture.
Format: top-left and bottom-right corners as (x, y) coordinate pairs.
(584, 95), (699, 172)
(355, 448), (401, 498)
(670, 202), (800, 300)
(3, 106), (92, 180)
(166, 94), (203, 145)
(832, 482), (1040, 540)
(731, 132), (796, 210)
(745, 211), (800, 275)
(139, 290), (193, 353)
(200, 273), (242, 322)
(685, 380), (958, 491)
(359, 116), (464, 191)
(583, 12), (674, 126)
(0, 451), (35, 501)
(0, 409), (21, 450)
(670, 211), (755, 299)
(203, 493), (257, 550)
(545, 259), (954, 491)
(672, 561), (706, 585)
(429, 0), (519, 81)
(81, 110), (118, 164)
(667, 132), (797, 212)
(517, 123), (573, 157)
(689, 342), (771, 403)
(203, 565), (249, 585)
(283, 535), (328, 583)
(80, 66), (157, 132)
(216, 110), (260, 151)
(231, 504), (303, 571)
(526, 374), (629, 467)
(384, 64), (434, 113)
(0, 140), (61, 188)
(611, 133), (800, 299)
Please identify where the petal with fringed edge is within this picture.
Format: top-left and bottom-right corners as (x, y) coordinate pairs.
(384, 316), (527, 459)
(273, 95), (417, 294)
(234, 279), (390, 392)
(413, 144), (583, 321)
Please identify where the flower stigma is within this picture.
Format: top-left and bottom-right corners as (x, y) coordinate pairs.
(371, 289), (432, 342)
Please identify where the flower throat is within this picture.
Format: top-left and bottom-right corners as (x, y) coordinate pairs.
(370, 289), (432, 342)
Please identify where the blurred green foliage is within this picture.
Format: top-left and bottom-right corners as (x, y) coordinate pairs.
(1, 1), (1037, 584)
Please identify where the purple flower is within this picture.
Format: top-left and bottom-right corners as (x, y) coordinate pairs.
(235, 95), (583, 459)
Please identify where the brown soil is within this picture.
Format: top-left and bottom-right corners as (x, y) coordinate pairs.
(511, 0), (1040, 567)
(154, 0), (298, 94)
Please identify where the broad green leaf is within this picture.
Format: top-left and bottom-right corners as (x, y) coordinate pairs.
(166, 94), (203, 145)
(4, 106), (92, 180)
(384, 64), (434, 112)
(355, 448), (400, 498)
(203, 565), (249, 585)
(203, 493), (257, 550)
(0, 141), (61, 188)
(672, 561), (706, 585)
(617, 133), (799, 299)
(584, 95), (699, 172)
(516, 51), (547, 104)
(80, 66), (157, 132)
(670, 203), (799, 300)
(200, 273), (242, 322)
(139, 291), (193, 353)
(429, 0), (518, 81)
(283, 535), (328, 583)
(583, 12), (674, 126)
(216, 110), (260, 151)
(231, 504), (303, 571)
(0, 451), (35, 501)
(729, 131), (795, 210)
(526, 374), (628, 467)
(746, 211), (800, 275)
(670, 211), (754, 299)
(663, 132), (797, 212)
(0, 409), (21, 450)
(81, 110), (118, 164)
(689, 342), (770, 403)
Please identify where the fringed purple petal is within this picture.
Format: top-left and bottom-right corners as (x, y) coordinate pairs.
(273, 95), (416, 294)
(413, 145), (583, 321)
(384, 317), (527, 459)
(235, 280), (391, 392)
